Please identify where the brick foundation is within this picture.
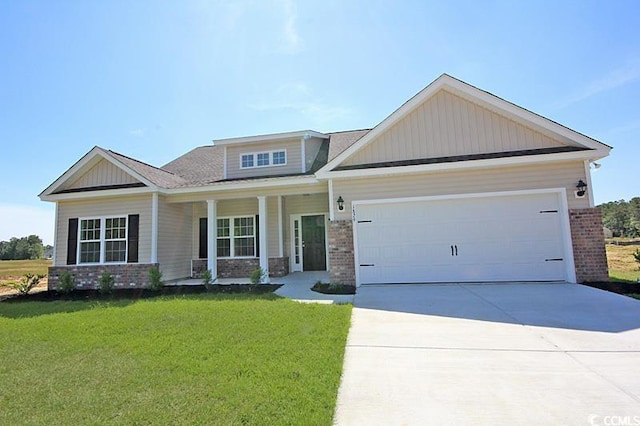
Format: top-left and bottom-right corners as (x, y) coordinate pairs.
(569, 208), (609, 282)
(191, 257), (289, 279)
(328, 220), (356, 286)
(48, 263), (159, 290)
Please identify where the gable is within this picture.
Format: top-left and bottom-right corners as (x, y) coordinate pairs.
(341, 90), (578, 167)
(59, 158), (143, 192)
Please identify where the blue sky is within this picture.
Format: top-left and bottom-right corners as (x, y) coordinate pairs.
(1, 0), (639, 245)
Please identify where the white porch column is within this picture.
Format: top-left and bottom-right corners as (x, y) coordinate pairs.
(277, 195), (283, 258)
(257, 196), (270, 283)
(151, 192), (159, 264)
(207, 199), (217, 279)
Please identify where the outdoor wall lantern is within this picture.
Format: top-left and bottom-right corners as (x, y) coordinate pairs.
(337, 196), (345, 211)
(576, 180), (587, 197)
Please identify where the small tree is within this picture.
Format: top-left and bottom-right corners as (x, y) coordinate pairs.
(148, 266), (163, 291)
(202, 269), (213, 290)
(98, 272), (115, 294)
(57, 271), (76, 294)
(5, 273), (46, 295)
(249, 267), (265, 285)
(634, 248), (640, 270)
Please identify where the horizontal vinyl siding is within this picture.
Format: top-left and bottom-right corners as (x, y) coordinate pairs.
(333, 161), (589, 220)
(304, 137), (324, 171)
(226, 139), (302, 179)
(283, 193), (329, 259)
(54, 195), (152, 266)
(157, 197), (192, 281)
(65, 159), (139, 189)
(343, 90), (572, 166)
(191, 198), (282, 258)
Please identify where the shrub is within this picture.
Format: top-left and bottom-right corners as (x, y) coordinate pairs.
(147, 266), (163, 291)
(634, 249), (640, 270)
(202, 269), (213, 290)
(98, 272), (115, 294)
(57, 271), (76, 293)
(6, 273), (46, 295)
(249, 268), (265, 285)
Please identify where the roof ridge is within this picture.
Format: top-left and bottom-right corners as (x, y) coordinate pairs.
(327, 128), (372, 135)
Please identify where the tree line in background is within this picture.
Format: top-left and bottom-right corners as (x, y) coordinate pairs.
(0, 235), (52, 260)
(599, 197), (640, 238)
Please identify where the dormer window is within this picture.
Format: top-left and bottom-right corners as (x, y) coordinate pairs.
(240, 150), (287, 169)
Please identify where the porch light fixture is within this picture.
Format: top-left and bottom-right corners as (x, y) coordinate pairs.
(576, 180), (587, 197)
(336, 196), (345, 211)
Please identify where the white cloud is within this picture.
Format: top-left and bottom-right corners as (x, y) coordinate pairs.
(278, 0), (303, 54)
(0, 204), (55, 245)
(557, 61), (640, 108)
(129, 128), (144, 137)
(249, 82), (353, 125)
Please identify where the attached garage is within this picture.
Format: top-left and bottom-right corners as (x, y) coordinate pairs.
(354, 190), (574, 285)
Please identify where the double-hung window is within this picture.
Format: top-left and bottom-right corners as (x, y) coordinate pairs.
(79, 217), (127, 264)
(216, 216), (255, 257)
(239, 150), (286, 169)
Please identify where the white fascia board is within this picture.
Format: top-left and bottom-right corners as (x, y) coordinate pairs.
(40, 146), (159, 198)
(40, 147), (104, 197)
(318, 74), (611, 174)
(163, 176), (322, 195)
(316, 149), (600, 180)
(213, 130), (328, 146)
(40, 186), (157, 202)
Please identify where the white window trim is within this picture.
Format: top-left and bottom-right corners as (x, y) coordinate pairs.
(216, 215), (257, 258)
(77, 215), (129, 265)
(239, 150), (287, 169)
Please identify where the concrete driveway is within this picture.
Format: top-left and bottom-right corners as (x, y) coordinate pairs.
(334, 283), (640, 425)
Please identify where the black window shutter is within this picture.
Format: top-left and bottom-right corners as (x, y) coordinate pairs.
(127, 214), (139, 263)
(199, 218), (208, 259)
(255, 215), (260, 258)
(67, 218), (78, 265)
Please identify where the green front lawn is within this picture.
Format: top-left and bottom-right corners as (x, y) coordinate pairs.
(0, 294), (352, 425)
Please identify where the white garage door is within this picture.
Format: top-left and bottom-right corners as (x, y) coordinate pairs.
(355, 192), (569, 284)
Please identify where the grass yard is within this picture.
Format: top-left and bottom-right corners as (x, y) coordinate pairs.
(0, 294), (352, 425)
(606, 244), (640, 283)
(0, 259), (51, 278)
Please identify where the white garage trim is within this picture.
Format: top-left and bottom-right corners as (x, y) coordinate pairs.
(352, 188), (576, 286)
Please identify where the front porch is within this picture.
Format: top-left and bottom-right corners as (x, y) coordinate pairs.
(175, 192), (333, 283)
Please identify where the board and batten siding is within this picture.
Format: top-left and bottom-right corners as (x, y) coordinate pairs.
(54, 195), (152, 266)
(157, 196), (192, 281)
(342, 90), (575, 167)
(332, 161), (589, 221)
(226, 139), (302, 179)
(64, 159), (139, 190)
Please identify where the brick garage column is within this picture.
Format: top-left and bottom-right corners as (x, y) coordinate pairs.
(328, 220), (355, 286)
(569, 208), (609, 282)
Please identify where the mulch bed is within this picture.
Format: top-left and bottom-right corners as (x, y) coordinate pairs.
(310, 283), (356, 295)
(581, 281), (640, 295)
(1, 284), (282, 303)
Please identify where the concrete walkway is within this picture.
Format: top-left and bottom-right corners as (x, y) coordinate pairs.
(174, 272), (354, 304)
(274, 271), (354, 304)
(334, 283), (640, 425)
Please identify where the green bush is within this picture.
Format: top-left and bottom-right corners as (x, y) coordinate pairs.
(5, 273), (46, 295)
(249, 268), (265, 285)
(147, 267), (163, 291)
(57, 271), (76, 293)
(98, 272), (115, 294)
(202, 269), (213, 289)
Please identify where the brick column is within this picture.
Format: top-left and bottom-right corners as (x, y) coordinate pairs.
(569, 208), (609, 283)
(328, 220), (356, 286)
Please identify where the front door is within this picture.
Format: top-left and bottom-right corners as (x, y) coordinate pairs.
(302, 215), (327, 271)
